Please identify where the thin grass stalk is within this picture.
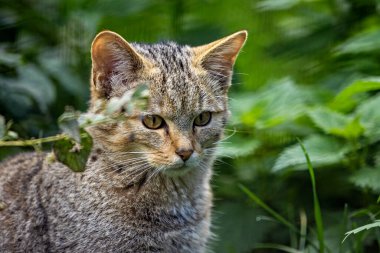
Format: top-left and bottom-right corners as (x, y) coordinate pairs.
(297, 138), (325, 253)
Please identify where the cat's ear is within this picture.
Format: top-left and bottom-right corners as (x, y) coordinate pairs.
(91, 30), (152, 100)
(192, 30), (247, 83)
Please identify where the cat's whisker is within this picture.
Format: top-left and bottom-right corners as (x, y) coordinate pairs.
(122, 165), (152, 185)
(145, 166), (164, 184)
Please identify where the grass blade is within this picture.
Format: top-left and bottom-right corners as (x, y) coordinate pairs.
(239, 183), (322, 252)
(299, 209), (307, 251)
(297, 138), (325, 253)
(238, 184), (298, 232)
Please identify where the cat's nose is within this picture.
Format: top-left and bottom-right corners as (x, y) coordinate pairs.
(176, 148), (193, 162)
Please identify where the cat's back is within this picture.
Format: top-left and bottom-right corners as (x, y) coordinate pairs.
(0, 152), (46, 203)
(0, 152), (51, 251)
(0, 153), (45, 242)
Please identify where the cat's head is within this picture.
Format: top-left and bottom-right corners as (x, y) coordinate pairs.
(88, 30), (246, 179)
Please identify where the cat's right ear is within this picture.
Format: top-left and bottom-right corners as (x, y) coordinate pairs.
(91, 31), (152, 101)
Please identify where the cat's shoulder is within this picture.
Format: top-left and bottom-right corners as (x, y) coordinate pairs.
(0, 152), (46, 170)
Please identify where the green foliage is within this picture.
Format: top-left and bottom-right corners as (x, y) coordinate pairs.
(53, 131), (92, 172)
(239, 184), (297, 232)
(343, 221), (380, 242)
(330, 78), (380, 112)
(273, 135), (349, 172)
(350, 168), (380, 193)
(217, 135), (260, 158)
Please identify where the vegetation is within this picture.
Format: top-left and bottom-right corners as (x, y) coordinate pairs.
(1, 0), (379, 252)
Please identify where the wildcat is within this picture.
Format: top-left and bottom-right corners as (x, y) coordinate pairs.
(0, 30), (247, 252)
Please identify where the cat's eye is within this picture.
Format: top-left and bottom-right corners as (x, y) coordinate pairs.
(142, 115), (164, 129)
(194, 112), (211, 127)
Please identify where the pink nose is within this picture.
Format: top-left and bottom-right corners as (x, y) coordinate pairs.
(175, 149), (193, 161)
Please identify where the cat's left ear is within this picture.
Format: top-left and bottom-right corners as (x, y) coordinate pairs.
(90, 30), (153, 102)
(192, 30), (247, 84)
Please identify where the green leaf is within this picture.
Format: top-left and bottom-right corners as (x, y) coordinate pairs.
(39, 50), (87, 97)
(330, 78), (380, 112)
(131, 84), (149, 111)
(53, 131), (93, 172)
(0, 48), (21, 66)
(256, 0), (300, 11)
(355, 94), (380, 143)
(217, 135), (260, 158)
(235, 78), (317, 129)
(350, 167), (380, 193)
(106, 91), (133, 115)
(335, 30), (380, 55)
(343, 220), (380, 242)
(308, 107), (364, 139)
(17, 64), (56, 113)
(273, 135), (349, 172)
(105, 84), (149, 114)
(58, 109), (81, 143)
(298, 139), (325, 253)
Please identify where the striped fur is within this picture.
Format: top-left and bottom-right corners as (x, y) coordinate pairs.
(0, 30), (247, 252)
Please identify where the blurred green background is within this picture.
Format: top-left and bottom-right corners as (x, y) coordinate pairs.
(1, 0), (380, 252)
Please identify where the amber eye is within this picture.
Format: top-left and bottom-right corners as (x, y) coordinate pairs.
(194, 112), (211, 127)
(142, 115), (164, 129)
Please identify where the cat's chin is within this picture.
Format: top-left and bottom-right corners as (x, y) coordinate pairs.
(161, 161), (200, 177)
(163, 166), (192, 177)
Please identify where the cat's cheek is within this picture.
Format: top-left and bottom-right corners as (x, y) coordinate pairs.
(196, 127), (222, 148)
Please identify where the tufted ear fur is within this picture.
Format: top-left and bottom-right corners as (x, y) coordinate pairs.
(91, 30), (152, 102)
(192, 30), (247, 87)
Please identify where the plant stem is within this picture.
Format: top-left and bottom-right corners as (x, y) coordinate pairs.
(0, 134), (67, 147)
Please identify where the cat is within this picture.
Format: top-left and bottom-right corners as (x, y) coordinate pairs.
(0, 29), (247, 252)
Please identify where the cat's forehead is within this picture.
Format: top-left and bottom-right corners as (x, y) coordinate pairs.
(133, 42), (193, 75)
(134, 42), (226, 118)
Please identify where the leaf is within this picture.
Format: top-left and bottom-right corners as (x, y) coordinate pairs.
(105, 84), (149, 114)
(343, 220), (380, 242)
(131, 84), (149, 111)
(53, 131), (93, 172)
(256, 0), (300, 11)
(106, 91), (133, 115)
(355, 94), (380, 143)
(235, 78), (318, 129)
(17, 64), (56, 113)
(350, 167), (380, 193)
(308, 107), (364, 139)
(39, 50), (87, 97)
(0, 48), (21, 66)
(335, 30), (380, 55)
(273, 135), (349, 172)
(217, 135), (260, 158)
(330, 78), (380, 112)
(58, 109), (81, 143)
